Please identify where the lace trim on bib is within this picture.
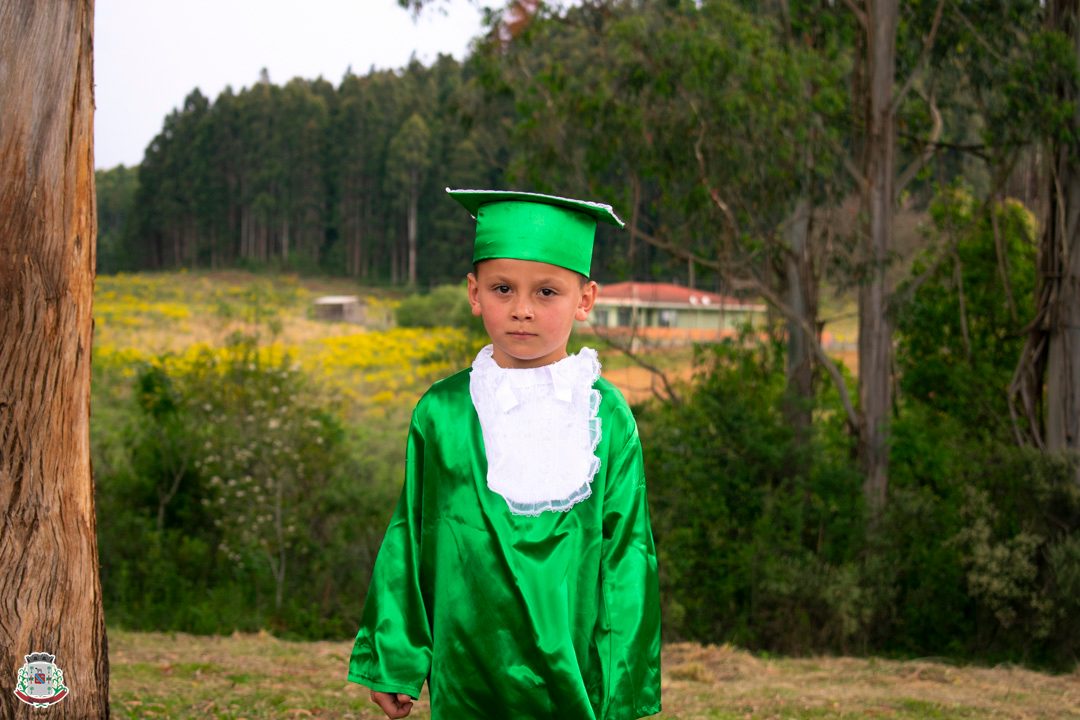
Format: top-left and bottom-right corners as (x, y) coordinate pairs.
(469, 345), (602, 516)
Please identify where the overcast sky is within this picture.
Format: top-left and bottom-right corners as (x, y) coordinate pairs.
(94, 0), (493, 169)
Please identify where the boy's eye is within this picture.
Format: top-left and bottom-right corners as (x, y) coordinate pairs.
(539, 288), (557, 297)
(494, 285), (511, 294)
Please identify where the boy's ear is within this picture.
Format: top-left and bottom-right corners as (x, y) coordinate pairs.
(575, 280), (599, 322)
(466, 272), (483, 316)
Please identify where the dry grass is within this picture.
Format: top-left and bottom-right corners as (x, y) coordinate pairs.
(108, 631), (1080, 719)
(94, 270), (398, 356)
(662, 643), (1080, 719)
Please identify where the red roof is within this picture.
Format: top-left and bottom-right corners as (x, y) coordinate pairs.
(597, 282), (750, 308)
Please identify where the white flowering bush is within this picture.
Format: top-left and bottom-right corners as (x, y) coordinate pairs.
(98, 327), (404, 637)
(183, 334), (347, 611)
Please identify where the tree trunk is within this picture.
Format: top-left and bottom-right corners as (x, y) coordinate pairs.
(0, 1), (110, 717)
(858, 0), (898, 517)
(391, 229), (400, 285)
(1011, 1), (1080, 481)
(1043, 0), (1080, 480)
(355, 211), (364, 280)
(784, 196), (815, 440)
(282, 217), (290, 263)
(407, 178), (419, 287)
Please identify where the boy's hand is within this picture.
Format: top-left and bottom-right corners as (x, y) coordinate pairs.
(369, 690), (414, 718)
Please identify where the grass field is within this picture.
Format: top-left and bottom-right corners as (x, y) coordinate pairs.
(92, 271), (476, 423)
(108, 630), (1080, 719)
(90, 270), (708, 408)
(97, 271), (1080, 718)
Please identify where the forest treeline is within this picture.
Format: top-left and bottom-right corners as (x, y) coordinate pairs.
(93, 0), (1080, 668)
(95, 54), (675, 286)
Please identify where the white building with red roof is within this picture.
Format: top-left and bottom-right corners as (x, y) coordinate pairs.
(581, 281), (766, 346)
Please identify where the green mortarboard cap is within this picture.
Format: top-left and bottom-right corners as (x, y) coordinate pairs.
(447, 188), (625, 277)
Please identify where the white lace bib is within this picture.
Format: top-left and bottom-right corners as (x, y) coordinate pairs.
(469, 345), (603, 516)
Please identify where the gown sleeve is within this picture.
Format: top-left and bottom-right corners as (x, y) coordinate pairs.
(347, 412), (432, 699)
(599, 410), (662, 719)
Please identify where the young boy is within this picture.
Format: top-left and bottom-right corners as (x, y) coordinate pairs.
(348, 189), (661, 719)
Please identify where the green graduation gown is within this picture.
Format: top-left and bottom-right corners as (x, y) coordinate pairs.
(348, 366), (661, 719)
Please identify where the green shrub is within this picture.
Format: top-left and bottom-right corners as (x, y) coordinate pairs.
(395, 283), (482, 332)
(95, 334), (397, 638)
(640, 334), (1080, 668)
(894, 185), (1036, 439)
(642, 339), (867, 653)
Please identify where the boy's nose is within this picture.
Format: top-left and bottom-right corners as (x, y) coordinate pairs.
(512, 299), (534, 320)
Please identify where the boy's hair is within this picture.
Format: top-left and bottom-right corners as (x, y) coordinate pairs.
(472, 261), (590, 286)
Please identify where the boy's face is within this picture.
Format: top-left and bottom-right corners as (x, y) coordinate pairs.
(467, 258), (598, 369)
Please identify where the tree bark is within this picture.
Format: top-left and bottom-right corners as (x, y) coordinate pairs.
(407, 177), (418, 287)
(1011, 1), (1080, 481)
(1041, 0), (1080, 480)
(1044, 154), (1080, 474)
(784, 196), (815, 440)
(0, 1), (110, 717)
(858, 0), (898, 517)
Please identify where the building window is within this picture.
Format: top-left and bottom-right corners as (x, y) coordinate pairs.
(659, 309), (677, 327)
(617, 307), (633, 327)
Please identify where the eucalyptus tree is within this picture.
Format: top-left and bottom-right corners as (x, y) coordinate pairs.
(334, 69), (403, 279)
(1011, 1), (1080, 480)
(462, 1), (857, 443)
(389, 113), (433, 286)
(276, 78), (331, 266)
(0, 2), (110, 716)
(96, 165), (140, 273)
(412, 0), (1032, 515)
(1039, 1), (1080, 477)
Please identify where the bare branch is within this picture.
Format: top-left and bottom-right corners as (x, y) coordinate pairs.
(1009, 330), (1047, 449)
(950, 2), (1005, 63)
(814, 113), (868, 193)
(889, 242), (950, 311)
(725, 273), (861, 435)
(589, 322), (682, 406)
(1007, 164), (1065, 449)
(896, 92), (943, 195)
(896, 132), (993, 162)
(841, 0), (869, 30)
(952, 248), (972, 361)
(693, 119), (741, 243)
(892, 0), (947, 112)
(635, 226), (721, 270)
(632, 222), (861, 434)
(989, 190), (1019, 322)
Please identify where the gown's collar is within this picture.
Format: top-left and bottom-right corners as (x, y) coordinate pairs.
(471, 345), (599, 412)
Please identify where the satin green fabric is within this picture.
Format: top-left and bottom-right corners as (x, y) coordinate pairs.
(474, 200), (597, 277)
(348, 368), (662, 719)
